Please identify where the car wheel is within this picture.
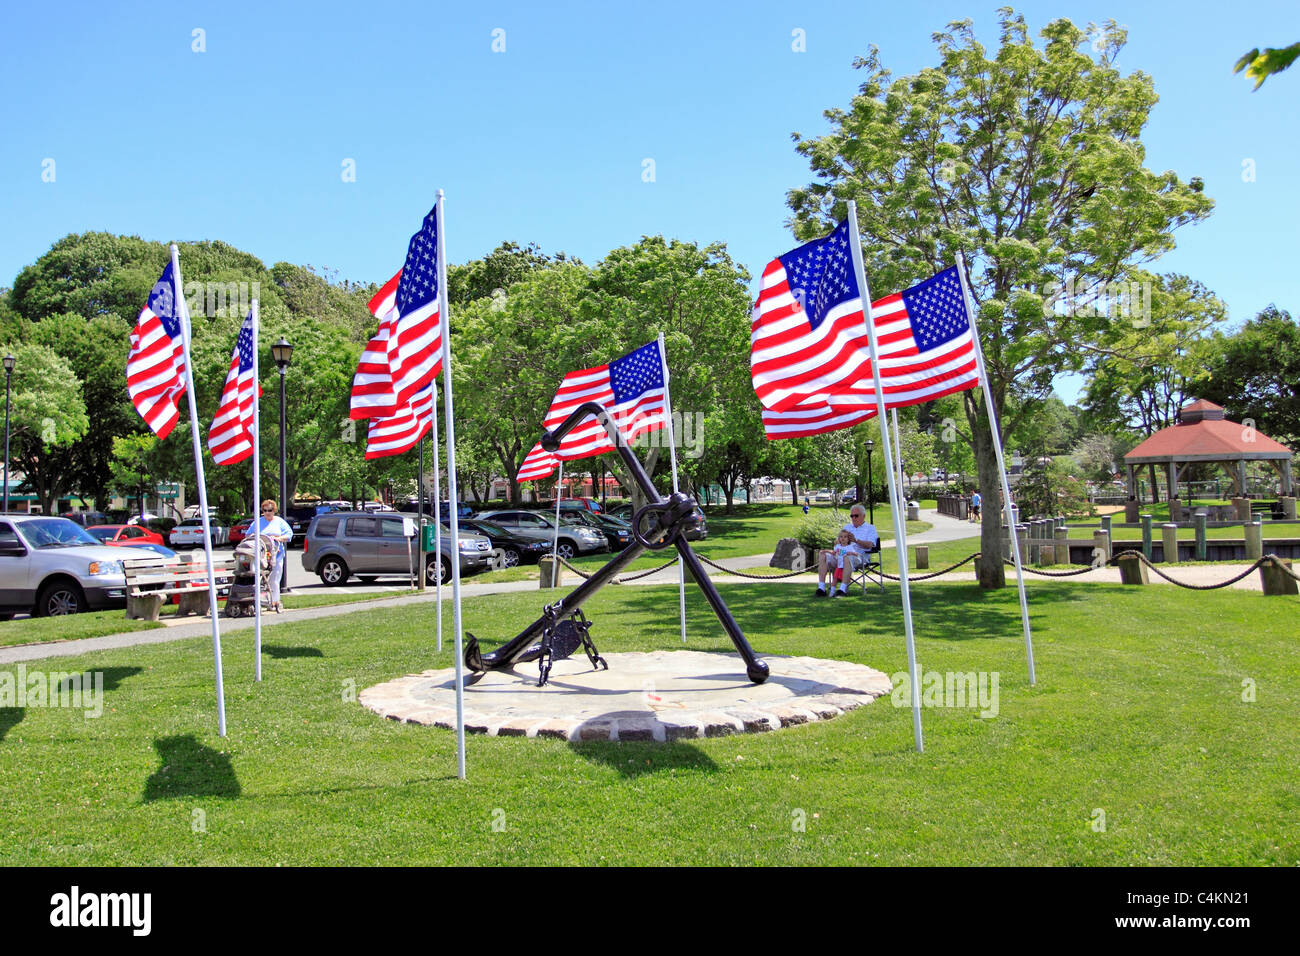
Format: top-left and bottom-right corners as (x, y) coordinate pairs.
(226, 603), (242, 618)
(318, 557), (350, 586)
(556, 540), (577, 560)
(502, 548), (520, 568)
(427, 555), (450, 584)
(37, 580), (85, 617)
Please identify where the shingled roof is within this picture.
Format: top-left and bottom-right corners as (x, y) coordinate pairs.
(1125, 401), (1292, 463)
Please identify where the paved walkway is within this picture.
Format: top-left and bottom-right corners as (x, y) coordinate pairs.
(0, 509), (1279, 665)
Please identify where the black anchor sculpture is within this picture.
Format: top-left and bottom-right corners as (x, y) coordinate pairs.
(463, 402), (769, 687)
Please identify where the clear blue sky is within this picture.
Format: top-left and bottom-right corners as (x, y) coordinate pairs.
(2, 1), (1296, 401)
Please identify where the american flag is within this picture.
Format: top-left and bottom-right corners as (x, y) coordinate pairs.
(349, 270), (401, 420)
(365, 383), (434, 459)
(207, 311), (262, 464)
(750, 220), (873, 413)
(126, 261), (188, 438)
(390, 208), (443, 408)
(515, 340), (669, 481)
(760, 266), (979, 439)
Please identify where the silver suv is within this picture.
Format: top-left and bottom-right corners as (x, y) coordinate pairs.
(302, 512), (492, 586)
(476, 509), (609, 560)
(0, 515), (133, 617)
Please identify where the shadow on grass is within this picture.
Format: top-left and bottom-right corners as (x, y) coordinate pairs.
(143, 734), (240, 802)
(570, 736), (719, 777)
(261, 645), (324, 660)
(57, 665), (143, 696)
(0, 707), (21, 743)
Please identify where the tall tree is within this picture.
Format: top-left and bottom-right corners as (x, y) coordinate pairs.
(787, 11), (1213, 586)
(1200, 306), (1300, 447)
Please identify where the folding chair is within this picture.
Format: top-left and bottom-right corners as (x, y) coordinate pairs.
(846, 540), (885, 594)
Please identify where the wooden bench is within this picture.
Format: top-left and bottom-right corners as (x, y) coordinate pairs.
(122, 554), (237, 622)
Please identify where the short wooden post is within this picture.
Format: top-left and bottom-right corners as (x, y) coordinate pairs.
(1245, 521), (1263, 561)
(1194, 512), (1207, 561)
(1161, 523), (1179, 563)
(914, 545), (929, 570)
(1053, 526), (1069, 564)
(539, 555), (561, 589)
(1116, 552), (1148, 585)
(1092, 529), (1110, 565)
(1281, 496), (1297, 520)
(1141, 514), (1153, 560)
(1038, 544), (1055, 567)
(1259, 557), (1299, 596)
(1100, 514), (1113, 536)
(1232, 497), (1252, 522)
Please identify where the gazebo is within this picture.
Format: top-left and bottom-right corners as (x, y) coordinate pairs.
(1123, 400), (1294, 506)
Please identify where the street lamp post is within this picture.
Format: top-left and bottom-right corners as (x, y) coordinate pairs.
(272, 337), (293, 592)
(864, 438), (875, 525)
(2, 355), (13, 515)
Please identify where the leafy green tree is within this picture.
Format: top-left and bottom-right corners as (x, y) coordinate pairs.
(1234, 43), (1299, 88)
(786, 10), (1213, 587)
(1200, 306), (1300, 447)
(5, 343), (89, 511)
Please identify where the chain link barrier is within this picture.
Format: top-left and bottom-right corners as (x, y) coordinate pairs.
(554, 546), (1295, 591)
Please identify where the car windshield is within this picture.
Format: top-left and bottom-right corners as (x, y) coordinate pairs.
(19, 518), (102, 549)
(469, 520), (506, 536)
(87, 527), (116, 541)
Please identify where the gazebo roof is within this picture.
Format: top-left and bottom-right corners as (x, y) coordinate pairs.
(1125, 401), (1292, 464)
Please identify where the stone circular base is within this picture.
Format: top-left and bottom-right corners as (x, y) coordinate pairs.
(359, 650), (891, 742)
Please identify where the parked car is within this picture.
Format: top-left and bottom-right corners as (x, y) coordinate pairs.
(440, 516), (552, 567)
(476, 509), (609, 560)
(557, 497), (603, 514)
(0, 516), (133, 617)
(229, 517), (254, 545)
(85, 524), (166, 549)
(169, 518), (230, 549)
(599, 503), (706, 541)
(560, 511), (634, 551)
(302, 512), (492, 585)
(839, 489), (859, 505)
(61, 511), (113, 528)
(182, 505), (218, 520)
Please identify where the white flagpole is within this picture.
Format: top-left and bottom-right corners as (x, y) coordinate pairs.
(845, 204), (923, 753)
(435, 191), (466, 780)
(251, 299), (263, 680)
(172, 244), (227, 737)
(892, 407), (909, 571)
(956, 251), (1036, 685)
(552, 461), (564, 561)
(429, 390), (443, 653)
(657, 332), (688, 644)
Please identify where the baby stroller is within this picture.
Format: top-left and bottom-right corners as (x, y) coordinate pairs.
(225, 536), (277, 617)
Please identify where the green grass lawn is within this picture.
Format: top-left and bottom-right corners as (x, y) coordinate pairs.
(1, 579), (1295, 865)
(0, 591), (415, 650)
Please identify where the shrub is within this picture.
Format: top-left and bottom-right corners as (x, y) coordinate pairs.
(793, 510), (847, 555)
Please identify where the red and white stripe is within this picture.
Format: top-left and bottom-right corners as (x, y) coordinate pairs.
(540, 366), (664, 461)
(207, 325), (261, 465)
(365, 383), (435, 459)
(388, 291), (442, 411)
(349, 271), (402, 420)
(750, 257), (873, 413)
(516, 442), (559, 481)
(126, 304), (187, 439)
(761, 402), (876, 440)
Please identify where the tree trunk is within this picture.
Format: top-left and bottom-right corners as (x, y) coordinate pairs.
(1147, 463), (1159, 503)
(789, 478), (799, 504)
(968, 396), (1007, 589)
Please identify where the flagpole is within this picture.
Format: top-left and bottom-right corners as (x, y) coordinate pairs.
(891, 407), (909, 575)
(251, 299), (263, 681)
(435, 191), (466, 780)
(955, 250), (1036, 685)
(657, 332), (688, 644)
(417, 432), (426, 592)
(429, 392), (443, 652)
(845, 204), (923, 753)
(172, 244), (227, 737)
(552, 461), (563, 561)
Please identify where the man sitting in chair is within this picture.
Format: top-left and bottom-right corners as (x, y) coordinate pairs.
(815, 503), (880, 598)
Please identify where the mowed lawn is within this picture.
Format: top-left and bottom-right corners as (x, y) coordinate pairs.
(0, 580), (1295, 866)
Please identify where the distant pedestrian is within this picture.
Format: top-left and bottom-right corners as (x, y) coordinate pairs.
(970, 491), (982, 522)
